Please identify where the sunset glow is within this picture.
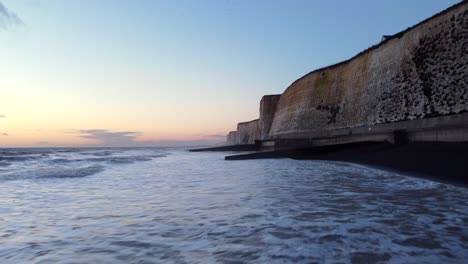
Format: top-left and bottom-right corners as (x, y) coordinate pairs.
(0, 0), (460, 147)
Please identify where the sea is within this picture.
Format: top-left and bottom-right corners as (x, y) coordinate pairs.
(0, 148), (467, 263)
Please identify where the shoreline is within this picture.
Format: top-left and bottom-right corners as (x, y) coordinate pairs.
(222, 141), (468, 187)
(188, 144), (259, 152)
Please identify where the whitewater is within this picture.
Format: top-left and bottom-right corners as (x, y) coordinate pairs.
(0, 148), (467, 263)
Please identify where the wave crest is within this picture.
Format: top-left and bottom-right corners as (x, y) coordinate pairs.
(0, 165), (105, 181)
(49, 154), (165, 165)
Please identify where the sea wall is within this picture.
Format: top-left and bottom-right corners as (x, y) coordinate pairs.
(269, 2), (468, 139)
(236, 119), (259, 144)
(259, 95), (281, 140)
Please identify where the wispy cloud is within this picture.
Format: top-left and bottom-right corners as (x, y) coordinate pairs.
(65, 129), (224, 147)
(193, 133), (226, 139)
(67, 129), (142, 146)
(0, 1), (23, 30)
(0, 114), (6, 118)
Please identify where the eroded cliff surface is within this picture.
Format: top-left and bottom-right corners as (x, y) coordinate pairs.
(236, 120), (259, 144)
(259, 95), (281, 140)
(226, 131), (237, 145)
(269, 3), (468, 139)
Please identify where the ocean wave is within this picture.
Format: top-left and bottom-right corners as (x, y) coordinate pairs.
(101, 156), (153, 164)
(0, 149), (53, 156)
(49, 154), (165, 165)
(0, 149), (167, 182)
(0, 165), (105, 181)
(39, 165), (105, 179)
(81, 150), (116, 156)
(0, 154), (49, 162)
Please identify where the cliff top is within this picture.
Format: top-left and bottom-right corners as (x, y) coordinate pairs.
(288, 0), (467, 89)
(237, 119), (259, 125)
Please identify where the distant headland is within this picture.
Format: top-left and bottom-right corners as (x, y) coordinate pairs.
(191, 1), (468, 185)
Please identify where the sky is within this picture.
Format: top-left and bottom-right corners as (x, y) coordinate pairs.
(0, 0), (462, 147)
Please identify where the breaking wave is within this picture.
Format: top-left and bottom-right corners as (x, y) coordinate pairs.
(0, 149), (467, 263)
(48, 155), (164, 165)
(0, 148), (167, 182)
(0, 154), (49, 162)
(40, 165), (105, 179)
(0, 165), (105, 181)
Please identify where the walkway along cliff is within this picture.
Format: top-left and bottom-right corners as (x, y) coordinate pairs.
(191, 2), (468, 184)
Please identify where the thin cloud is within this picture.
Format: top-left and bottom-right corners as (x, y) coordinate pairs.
(1, 133), (8, 136)
(140, 139), (224, 148)
(66, 129), (223, 147)
(0, 114), (6, 118)
(0, 1), (23, 30)
(68, 129), (142, 146)
(205, 134), (226, 138)
(193, 133), (226, 139)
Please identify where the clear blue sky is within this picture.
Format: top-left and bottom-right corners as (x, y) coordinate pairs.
(0, 0), (462, 146)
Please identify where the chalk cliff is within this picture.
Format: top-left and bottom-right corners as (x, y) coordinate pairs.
(259, 95), (281, 140)
(226, 131), (237, 145)
(227, 1), (468, 146)
(269, 1), (467, 139)
(227, 95), (280, 145)
(236, 120), (259, 144)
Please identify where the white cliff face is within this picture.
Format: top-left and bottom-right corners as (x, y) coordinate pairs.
(227, 95), (280, 145)
(259, 95), (281, 140)
(235, 120), (259, 144)
(226, 131), (237, 145)
(269, 3), (468, 139)
(227, 2), (468, 144)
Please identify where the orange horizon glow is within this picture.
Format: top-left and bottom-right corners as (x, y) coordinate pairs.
(1, 0), (459, 147)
